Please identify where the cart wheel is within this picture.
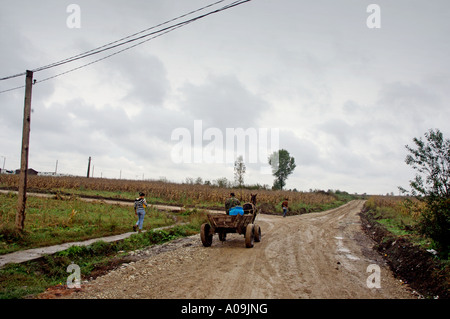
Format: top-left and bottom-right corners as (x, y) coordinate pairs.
(245, 223), (254, 248)
(201, 223), (213, 247)
(219, 232), (227, 242)
(254, 224), (261, 242)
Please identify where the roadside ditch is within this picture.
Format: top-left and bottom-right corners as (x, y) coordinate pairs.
(359, 206), (449, 299)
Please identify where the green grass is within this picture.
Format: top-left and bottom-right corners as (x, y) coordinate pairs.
(365, 199), (433, 250)
(0, 218), (207, 299)
(377, 218), (411, 237)
(0, 192), (175, 255)
(0, 189), (209, 299)
(274, 192), (358, 214)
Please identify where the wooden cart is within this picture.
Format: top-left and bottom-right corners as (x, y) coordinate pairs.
(200, 207), (261, 248)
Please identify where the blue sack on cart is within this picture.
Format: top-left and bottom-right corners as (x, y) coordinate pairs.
(229, 206), (244, 216)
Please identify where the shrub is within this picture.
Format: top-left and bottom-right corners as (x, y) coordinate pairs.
(400, 129), (450, 258)
(419, 199), (450, 258)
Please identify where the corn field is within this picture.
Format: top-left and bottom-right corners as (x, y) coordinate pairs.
(365, 195), (426, 219)
(0, 175), (338, 209)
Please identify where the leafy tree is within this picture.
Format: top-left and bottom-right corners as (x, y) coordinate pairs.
(214, 177), (230, 188)
(401, 129), (450, 198)
(268, 149), (296, 190)
(399, 129), (450, 257)
(234, 155), (246, 187)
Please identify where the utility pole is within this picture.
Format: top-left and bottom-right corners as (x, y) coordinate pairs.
(55, 159), (58, 175)
(16, 70), (33, 233)
(86, 156), (91, 178)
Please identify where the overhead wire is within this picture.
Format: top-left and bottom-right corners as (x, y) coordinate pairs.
(31, 0), (231, 73)
(0, 0), (229, 81)
(0, 0), (251, 94)
(35, 19), (192, 85)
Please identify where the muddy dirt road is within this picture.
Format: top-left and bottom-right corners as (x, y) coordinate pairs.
(61, 200), (414, 299)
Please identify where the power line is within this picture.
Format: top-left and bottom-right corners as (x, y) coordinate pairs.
(0, 72), (27, 81)
(0, 0), (229, 81)
(0, 84), (26, 94)
(32, 0), (230, 74)
(35, 0), (251, 82)
(0, 0), (251, 94)
(35, 19), (191, 85)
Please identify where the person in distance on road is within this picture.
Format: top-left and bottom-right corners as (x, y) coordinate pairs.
(282, 197), (289, 217)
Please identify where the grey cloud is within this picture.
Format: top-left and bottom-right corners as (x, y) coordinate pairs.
(370, 81), (448, 142)
(30, 97), (188, 164)
(179, 74), (270, 130)
(277, 130), (321, 168)
(31, 99), (120, 156)
(317, 119), (354, 147)
(110, 52), (169, 107)
(377, 82), (441, 113)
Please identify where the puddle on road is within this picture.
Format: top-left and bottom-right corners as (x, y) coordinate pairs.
(345, 254), (360, 261)
(335, 236), (360, 260)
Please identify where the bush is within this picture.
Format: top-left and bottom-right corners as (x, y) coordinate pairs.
(400, 129), (450, 258)
(419, 199), (450, 258)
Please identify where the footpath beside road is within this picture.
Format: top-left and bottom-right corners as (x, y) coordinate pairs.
(0, 224), (177, 268)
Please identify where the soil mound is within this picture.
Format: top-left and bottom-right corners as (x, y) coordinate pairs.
(360, 208), (449, 299)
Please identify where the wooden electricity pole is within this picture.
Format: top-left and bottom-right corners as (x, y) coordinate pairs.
(87, 156), (91, 178)
(16, 70), (33, 232)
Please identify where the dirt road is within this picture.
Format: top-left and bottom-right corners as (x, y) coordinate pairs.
(61, 200), (414, 299)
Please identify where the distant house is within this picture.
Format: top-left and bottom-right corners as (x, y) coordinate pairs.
(15, 168), (39, 175)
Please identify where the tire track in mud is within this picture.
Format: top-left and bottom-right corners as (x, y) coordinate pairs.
(61, 200), (414, 299)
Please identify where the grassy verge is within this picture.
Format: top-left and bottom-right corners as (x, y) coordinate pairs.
(361, 196), (449, 298)
(262, 190), (359, 215)
(363, 196), (431, 249)
(0, 209), (208, 299)
(0, 192), (175, 255)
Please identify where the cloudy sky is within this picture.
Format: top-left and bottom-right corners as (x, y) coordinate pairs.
(1, 0), (449, 195)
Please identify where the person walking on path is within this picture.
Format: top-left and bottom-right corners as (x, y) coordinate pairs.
(282, 198), (289, 217)
(133, 192), (150, 233)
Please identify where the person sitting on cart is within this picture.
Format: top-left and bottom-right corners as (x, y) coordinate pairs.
(225, 192), (241, 215)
